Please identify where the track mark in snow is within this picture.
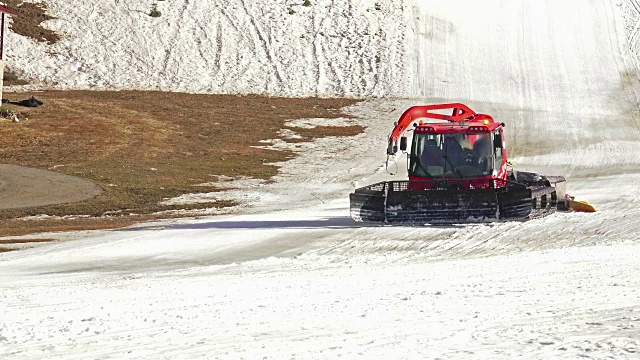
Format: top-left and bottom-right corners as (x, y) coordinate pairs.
(310, 10), (323, 96)
(214, 21), (223, 77)
(162, 0), (193, 87)
(191, 21), (210, 74)
(239, 0), (284, 91)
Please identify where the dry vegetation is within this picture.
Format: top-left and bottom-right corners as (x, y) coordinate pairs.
(0, 238), (57, 244)
(0, 90), (362, 237)
(3, 66), (29, 86)
(0, 238), (56, 252)
(2, 0), (61, 45)
(0, 3), (362, 241)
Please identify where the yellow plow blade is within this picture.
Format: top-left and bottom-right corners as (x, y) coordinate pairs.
(569, 199), (597, 213)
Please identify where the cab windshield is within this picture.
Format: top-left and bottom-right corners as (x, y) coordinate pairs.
(410, 133), (493, 178)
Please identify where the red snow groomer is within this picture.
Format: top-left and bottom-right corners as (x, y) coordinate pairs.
(349, 103), (586, 224)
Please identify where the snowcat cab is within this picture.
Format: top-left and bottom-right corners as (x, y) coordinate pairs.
(406, 120), (507, 189)
(350, 103), (570, 224)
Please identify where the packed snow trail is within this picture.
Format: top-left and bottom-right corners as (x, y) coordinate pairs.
(3, 241), (640, 359)
(3, 0), (640, 359)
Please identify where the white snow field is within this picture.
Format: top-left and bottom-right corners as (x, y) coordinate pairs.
(3, 0), (640, 359)
(7, 0), (415, 97)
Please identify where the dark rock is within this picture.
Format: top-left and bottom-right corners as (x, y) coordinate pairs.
(18, 96), (44, 108)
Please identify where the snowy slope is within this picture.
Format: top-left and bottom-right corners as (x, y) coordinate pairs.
(7, 0), (415, 97)
(623, 0), (640, 72)
(2, 0), (640, 359)
(7, 0), (640, 103)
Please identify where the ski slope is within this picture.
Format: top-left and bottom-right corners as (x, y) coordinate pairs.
(2, 0), (640, 359)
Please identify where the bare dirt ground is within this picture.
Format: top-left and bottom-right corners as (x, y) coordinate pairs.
(0, 90), (361, 238)
(0, 164), (102, 210)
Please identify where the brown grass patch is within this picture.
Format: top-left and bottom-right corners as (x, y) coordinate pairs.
(0, 238), (55, 252)
(0, 90), (361, 236)
(0, 238), (55, 244)
(1, 217), (143, 237)
(3, 0), (61, 45)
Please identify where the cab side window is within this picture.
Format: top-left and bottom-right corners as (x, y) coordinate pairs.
(493, 130), (503, 165)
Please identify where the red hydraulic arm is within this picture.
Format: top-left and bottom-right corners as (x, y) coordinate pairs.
(386, 103), (493, 155)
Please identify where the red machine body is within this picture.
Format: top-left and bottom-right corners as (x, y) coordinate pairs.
(350, 103), (574, 224)
(387, 103), (509, 189)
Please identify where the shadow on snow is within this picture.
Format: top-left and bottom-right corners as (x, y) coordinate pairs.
(116, 216), (376, 232)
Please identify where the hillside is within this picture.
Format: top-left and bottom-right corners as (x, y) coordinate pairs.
(6, 0), (415, 97)
(2, 1), (640, 359)
(5, 0), (640, 102)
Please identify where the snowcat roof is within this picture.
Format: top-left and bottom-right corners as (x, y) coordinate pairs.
(414, 120), (502, 134)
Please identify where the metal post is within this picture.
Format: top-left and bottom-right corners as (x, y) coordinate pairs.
(1, 13), (5, 60)
(0, 13), (5, 102)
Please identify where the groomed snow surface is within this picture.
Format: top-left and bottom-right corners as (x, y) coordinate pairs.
(3, 0), (640, 359)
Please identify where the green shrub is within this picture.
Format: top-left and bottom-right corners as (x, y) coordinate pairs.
(0, 106), (20, 122)
(3, 67), (29, 86)
(0, 106), (14, 118)
(149, 4), (161, 17)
